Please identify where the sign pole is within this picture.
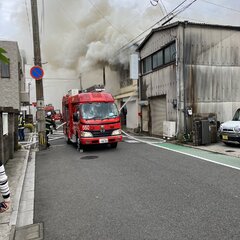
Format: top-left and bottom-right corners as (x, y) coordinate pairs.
(31, 0), (47, 150)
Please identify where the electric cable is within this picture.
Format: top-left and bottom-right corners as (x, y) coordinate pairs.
(115, 0), (191, 53)
(87, 0), (134, 41)
(24, 0), (32, 39)
(201, 0), (240, 14)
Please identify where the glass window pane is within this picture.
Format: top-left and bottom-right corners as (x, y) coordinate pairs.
(153, 50), (163, 69)
(1, 62), (10, 78)
(142, 56), (152, 74)
(164, 43), (176, 64)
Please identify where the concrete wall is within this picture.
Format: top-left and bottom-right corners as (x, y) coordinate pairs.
(80, 65), (121, 96)
(0, 41), (22, 110)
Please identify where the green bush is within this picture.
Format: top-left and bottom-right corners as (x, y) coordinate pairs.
(24, 123), (35, 132)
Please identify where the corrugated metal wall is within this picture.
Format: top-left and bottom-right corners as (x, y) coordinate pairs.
(184, 25), (240, 122)
(139, 23), (240, 135)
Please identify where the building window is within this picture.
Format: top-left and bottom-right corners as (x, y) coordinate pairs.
(142, 56), (152, 74)
(1, 61), (10, 78)
(152, 50), (163, 69)
(141, 41), (176, 74)
(164, 42), (176, 64)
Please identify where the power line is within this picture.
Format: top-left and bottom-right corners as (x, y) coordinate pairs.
(40, 0), (45, 43)
(159, 0), (168, 15)
(116, 0), (191, 53)
(26, 77), (78, 80)
(200, 0), (240, 14)
(87, 0), (134, 41)
(24, 0), (32, 38)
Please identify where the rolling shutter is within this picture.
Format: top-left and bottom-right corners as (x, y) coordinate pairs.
(150, 96), (166, 136)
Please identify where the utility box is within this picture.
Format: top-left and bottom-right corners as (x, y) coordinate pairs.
(192, 120), (202, 146)
(163, 121), (176, 138)
(192, 113), (217, 145)
(201, 120), (211, 145)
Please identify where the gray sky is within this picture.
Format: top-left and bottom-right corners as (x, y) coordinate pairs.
(1, 0), (240, 109)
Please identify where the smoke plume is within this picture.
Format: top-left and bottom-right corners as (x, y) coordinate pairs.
(41, 0), (162, 73)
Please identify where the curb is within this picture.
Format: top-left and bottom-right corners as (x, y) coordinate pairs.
(9, 149), (30, 227)
(8, 134), (33, 239)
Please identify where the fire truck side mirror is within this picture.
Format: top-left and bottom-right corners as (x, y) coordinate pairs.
(73, 112), (79, 122)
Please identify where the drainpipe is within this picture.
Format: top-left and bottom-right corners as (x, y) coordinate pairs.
(175, 37), (180, 137)
(183, 22), (187, 136)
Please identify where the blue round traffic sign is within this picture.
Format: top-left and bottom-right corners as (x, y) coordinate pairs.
(30, 66), (44, 80)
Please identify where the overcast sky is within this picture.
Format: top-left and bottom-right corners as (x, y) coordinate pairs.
(1, 0), (240, 108)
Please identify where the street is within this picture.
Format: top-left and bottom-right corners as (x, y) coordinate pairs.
(33, 136), (240, 240)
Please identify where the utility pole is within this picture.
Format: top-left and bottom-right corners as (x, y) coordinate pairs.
(103, 66), (106, 86)
(31, 0), (47, 150)
(79, 73), (82, 91)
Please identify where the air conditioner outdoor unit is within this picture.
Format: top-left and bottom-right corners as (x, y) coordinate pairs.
(163, 121), (176, 138)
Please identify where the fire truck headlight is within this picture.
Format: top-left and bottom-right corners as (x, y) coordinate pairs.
(112, 129), (121, 135)
(81, 131), (93, 137)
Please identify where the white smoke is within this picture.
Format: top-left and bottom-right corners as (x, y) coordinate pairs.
(41, 0), (162, 73)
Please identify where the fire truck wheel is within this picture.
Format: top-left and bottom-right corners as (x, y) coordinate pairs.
(110, 142), (118, 148)
(65, 136), (71, 144)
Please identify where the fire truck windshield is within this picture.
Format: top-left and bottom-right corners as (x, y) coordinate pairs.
(80, 103), (119, 120)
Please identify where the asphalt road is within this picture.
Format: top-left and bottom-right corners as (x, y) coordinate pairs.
(34, 137), (240, 240)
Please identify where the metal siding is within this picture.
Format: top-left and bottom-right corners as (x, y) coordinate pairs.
(140, 28), (178, 59)
(140, 23), (240, 129)
(150, 96), (166, 136)
(184, 26), (240, 123)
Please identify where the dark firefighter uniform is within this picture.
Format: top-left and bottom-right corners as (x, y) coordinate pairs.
(46, 112), (56, 147)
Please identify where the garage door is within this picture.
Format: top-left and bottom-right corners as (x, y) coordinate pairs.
(150, 96), (167, 136)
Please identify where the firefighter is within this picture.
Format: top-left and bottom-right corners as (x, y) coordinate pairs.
(18, 112), (25, 141)
(0, 160), (11, 213)
(46, 111), (56, 147)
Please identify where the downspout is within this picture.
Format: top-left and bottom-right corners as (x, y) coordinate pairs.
(183, 22), (187, 135)
(175, 37), (180, 137)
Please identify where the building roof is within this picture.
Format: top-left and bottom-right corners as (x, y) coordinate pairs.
(137, 21), (240, 51)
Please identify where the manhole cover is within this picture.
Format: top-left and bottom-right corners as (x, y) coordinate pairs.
(14, 223), (43, 240)
(225, 150), (235, 152)
(80, 155), (98, 159)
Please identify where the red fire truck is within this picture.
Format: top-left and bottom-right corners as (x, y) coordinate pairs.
(44, 104), (62, 121)
(62, 86), (122, 150)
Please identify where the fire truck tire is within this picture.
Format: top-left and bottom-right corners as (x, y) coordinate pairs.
(65, 136), (71, 144)
(110, 142), (118, 148)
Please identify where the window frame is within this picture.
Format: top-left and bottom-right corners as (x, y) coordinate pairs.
(0, 60), (10, 78)
(142, 55), (152, 74)
(140, 40), (176, 75)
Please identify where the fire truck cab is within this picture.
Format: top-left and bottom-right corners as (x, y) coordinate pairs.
(62, 86), (122, 150)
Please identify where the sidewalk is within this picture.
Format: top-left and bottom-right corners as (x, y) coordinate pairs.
(0, 149), (30, 240)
